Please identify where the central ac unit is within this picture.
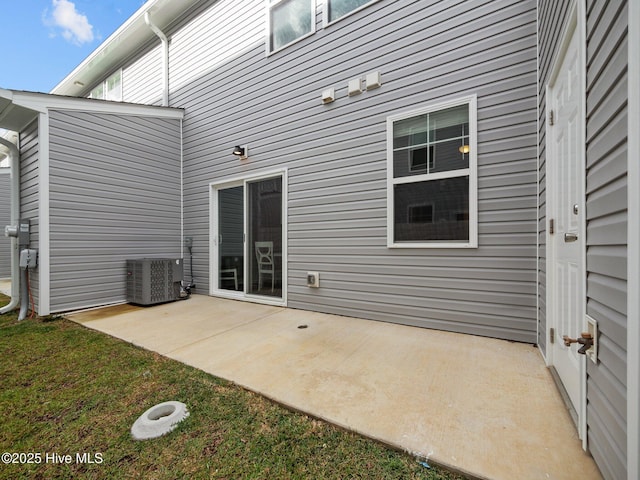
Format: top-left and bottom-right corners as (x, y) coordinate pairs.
(126, 258), (183, 306)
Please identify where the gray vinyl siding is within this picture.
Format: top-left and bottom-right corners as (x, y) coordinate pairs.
(537, 0), (573, 357)
(584, 1), (628, 478)
(122, 43), (164, 105)
(0, 169), (10, 278)
(19, 120), (40, 308)
(47, 110), (182, 312)
(172, 0), (539, 342)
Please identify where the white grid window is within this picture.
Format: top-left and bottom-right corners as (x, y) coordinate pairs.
(387, 96), (478, 248)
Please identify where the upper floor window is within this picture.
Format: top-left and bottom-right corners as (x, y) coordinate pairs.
(387, 96), (478, 248)
(89, 70), (122, 101)
(326, 0), (377, 24)
(269, 0), (315, 53)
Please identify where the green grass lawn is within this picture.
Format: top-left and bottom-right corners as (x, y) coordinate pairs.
(0, 295), (465, 479)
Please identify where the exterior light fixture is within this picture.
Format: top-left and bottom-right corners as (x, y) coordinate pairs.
(232, 145), (248, 159)
(74, 81), (85, 87)
(459, 145), (470, 154)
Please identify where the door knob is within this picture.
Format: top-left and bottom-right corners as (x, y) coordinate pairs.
(564, 232), (578, 242)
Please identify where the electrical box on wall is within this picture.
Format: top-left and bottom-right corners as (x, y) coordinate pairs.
(307, 272), (320, 288)
(19, 249), (37, 269)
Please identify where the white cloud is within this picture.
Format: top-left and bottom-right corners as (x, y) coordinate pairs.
(46, 0), (94, 45)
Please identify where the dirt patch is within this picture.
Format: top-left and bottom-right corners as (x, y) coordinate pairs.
(67, 303), (143, 323)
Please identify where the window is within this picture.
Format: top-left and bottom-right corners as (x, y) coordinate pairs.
(89, 70), (122, 101)
(269, 0), (314, 53)
(326, 0), (377, 24)
(387, 96), (477, 248)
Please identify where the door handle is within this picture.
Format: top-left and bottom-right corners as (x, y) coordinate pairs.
(564, 232), (578, 243)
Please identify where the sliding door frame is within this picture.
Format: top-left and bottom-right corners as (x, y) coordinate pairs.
(209, 168), (288, 306)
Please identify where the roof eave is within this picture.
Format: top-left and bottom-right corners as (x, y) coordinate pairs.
(0, 89), (184, 132)
(51, 0), (201, 98)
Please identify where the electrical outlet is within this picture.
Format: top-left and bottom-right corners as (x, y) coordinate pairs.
(184, 236), (193, 248)
(307, 272), (320, 288)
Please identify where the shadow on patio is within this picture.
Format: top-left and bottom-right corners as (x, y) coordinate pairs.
(68, 294), (601, 480)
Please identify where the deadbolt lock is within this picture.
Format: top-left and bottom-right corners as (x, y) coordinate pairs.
(562, 332), (594, 355)
(564, 232), (578, 243)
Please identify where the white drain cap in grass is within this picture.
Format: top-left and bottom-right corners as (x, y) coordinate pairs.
(131, 401), (189, 440)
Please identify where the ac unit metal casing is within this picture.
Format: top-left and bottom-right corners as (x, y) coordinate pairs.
(126, 258), (183, 306)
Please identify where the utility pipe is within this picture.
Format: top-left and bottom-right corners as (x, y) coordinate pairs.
(144, 11), (169, 107)
(0, 136), (19, 315)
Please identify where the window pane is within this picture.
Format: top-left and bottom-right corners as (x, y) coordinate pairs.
(393, 104), (469, 178)
(248, 177), (282, 297)
(105, 71), (122, 101)
(270, 0), (312, 51)
(430, 138), (469, 174)
(90, 84), (104, 99)
(218, 186), (244, 292)
(328, 0), (371, 22)
(394, 177), (469, 242)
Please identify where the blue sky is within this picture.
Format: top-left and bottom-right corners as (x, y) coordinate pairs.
(0, 0), (146, 93)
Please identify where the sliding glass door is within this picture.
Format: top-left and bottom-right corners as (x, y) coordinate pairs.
(247, 177), (282, 297)
(218, 186), (244, 292)
(213, 173), (284, 302)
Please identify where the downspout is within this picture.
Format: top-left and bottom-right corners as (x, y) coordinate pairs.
(144, 11), (169, 107)
(0, 136), (19, 314)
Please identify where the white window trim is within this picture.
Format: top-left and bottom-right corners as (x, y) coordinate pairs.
(266, 0), (316, 56)
(322, 0), (380, 27)
(386, 95), (478, 249)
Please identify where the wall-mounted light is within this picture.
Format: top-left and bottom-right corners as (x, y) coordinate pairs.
(459, 145), (470, 154)
(232, 145), (248, 160)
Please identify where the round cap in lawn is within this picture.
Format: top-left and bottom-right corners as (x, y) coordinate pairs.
(131, 401), (189, 440)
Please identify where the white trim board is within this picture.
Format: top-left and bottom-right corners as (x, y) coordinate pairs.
(627, 1), (640, 478)
(38, 113), (51, 316)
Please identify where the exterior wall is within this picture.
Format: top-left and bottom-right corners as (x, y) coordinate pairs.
(168, 0), (539, 342)
(19, 120), (40, 307)
(0, 168), (10, 278)
(584, 1), (628, 478)
(47, 110), (182, 312)
(122, 43), (164, 105)
(538, 1), (628, 478)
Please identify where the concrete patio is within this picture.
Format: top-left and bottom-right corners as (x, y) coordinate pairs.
(65, 294), (600, 480)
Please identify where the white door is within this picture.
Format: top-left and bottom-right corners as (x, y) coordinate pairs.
(548, 27), (584, 419)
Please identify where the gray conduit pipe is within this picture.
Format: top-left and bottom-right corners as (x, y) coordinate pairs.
(18, 269), (28, 320)
(0, 136), (19, 315)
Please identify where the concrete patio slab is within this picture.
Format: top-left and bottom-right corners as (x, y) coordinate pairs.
(68, 294), (602, 480)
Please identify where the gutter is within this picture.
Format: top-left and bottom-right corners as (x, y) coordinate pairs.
(144, 11), (169, 107)
(0, 136), (19, 314)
